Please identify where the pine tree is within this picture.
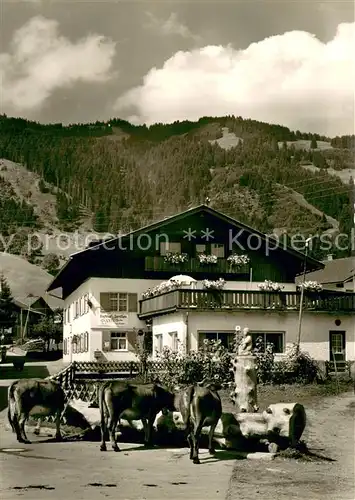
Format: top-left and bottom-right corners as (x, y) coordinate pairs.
(31, 309), (62, 351)
(0, 274), (17, 337)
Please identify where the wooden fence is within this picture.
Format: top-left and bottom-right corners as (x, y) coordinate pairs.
(44, 360), (168, 423)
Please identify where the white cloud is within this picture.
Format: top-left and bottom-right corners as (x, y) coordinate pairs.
(0, 16), (116, 112)
(115, 23), (355, 136)
(144, 12), (201, 43)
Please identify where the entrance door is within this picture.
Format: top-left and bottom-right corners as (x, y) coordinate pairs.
(329, 331), (346, 371)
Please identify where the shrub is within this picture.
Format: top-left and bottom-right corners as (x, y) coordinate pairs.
(253, 340), (321, 385)
(139, 338), (321, 388)
(279, 343), (320, 384)
(151, 340), (233, 389)
(254, 337), (276, 384)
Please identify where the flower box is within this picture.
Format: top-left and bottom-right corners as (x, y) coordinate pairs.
(198, 253), (218, 265)
(227, 254), (250, 266)
(142, 279), (180, 299)
(297, 281), (323, 292)
(202, 278), (226, 290)
(258, 280), (284, 292)
(163, 252), (189, 264)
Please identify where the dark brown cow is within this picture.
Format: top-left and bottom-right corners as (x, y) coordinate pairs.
(175, 382), (222, 464)
(8, 379), (65, 444)
(99, 380), (176, 452)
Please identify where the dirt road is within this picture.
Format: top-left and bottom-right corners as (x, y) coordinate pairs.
(0, 435), (236, 500)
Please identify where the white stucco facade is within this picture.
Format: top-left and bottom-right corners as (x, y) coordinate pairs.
(62, 278), (297, 362)
(322, 280), (355, 293)
(62, 277), (163, 362)
(61, 275), (354, 364)
(151, 309), (355, 362)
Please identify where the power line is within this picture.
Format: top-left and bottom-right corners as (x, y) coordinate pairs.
(0, 176), (352, 212)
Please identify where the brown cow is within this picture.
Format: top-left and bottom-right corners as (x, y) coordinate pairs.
(175, 381), (222, 464)
(99, 380), (176, 452)
(8, 379), (65, 444)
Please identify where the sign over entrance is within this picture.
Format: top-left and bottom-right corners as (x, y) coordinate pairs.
(100, 312), (129, 326)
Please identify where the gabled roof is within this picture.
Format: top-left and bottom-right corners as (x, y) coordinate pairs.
(47, 204), (324, 293)
(297, 257), (355, 285)
(12, 298), (44, 314)
(12, 294), (63, 311)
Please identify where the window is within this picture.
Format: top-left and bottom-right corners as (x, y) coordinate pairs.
(155, 334), (163, 353)
(84, 295), (89, 314)
(160, 241), (181, 255)
(169, 331), (178, 351)
(109, 293), (118, 311)
(84, 331), (89, 352)
(110, 332), (128, 351)
(250, 332), (284, 353)
(196, 244), (206, 254)
(100, 292), (137, 313)
(199, 331), (234, 350)
(118, 293), (128, 312)
(211, 243), (225, 258)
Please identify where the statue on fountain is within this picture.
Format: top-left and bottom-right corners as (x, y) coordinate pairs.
(237, 326), (253, 356)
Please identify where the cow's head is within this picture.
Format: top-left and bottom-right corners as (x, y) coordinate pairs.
(154, 384), (176, 414)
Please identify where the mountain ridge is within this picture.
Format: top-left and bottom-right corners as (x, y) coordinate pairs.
(0, 115), (353, 285)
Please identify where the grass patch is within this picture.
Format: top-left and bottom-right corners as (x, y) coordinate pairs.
(220, 380), (353, 413)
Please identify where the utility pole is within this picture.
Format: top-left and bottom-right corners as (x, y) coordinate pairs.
(352, 176), (355, 292)
(296, 238), (312, 353)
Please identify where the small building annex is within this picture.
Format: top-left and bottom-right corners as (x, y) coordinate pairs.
(46, 204), (355, 367)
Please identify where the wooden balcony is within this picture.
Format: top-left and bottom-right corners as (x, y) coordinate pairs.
(144, 256), (250, 275)
(138, 289), (355, 318)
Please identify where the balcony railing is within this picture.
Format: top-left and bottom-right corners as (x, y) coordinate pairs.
(138, 289), (355, 317)
(144, 256), (249, 274)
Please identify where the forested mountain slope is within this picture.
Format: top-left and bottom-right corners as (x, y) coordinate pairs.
(0, 114), (353, 265)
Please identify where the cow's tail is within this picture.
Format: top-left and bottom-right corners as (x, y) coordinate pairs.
(7, 382), (17, 433)
(183, 385), (196, 429)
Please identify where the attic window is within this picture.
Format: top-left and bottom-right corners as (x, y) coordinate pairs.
(160, 241), (181, 255)
(211, 243), (225, 258)
(196, 244), (206, 253)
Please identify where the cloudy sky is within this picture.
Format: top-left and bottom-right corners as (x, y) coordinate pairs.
(0, 0), (354, 136)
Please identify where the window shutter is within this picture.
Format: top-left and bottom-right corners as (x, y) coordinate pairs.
(100, 293), (111, 311)
(127, 331), (135, 351)
(128, 293), (138, 312)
